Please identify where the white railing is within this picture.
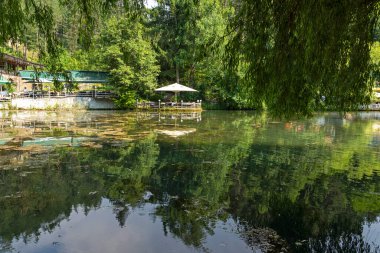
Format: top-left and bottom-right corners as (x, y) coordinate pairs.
(359, 103), (380, 110)
(12, 91), (116, 99)
(136, 100), (202, 110)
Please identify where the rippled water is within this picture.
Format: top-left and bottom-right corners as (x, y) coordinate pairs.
(0, 110), (380, 253)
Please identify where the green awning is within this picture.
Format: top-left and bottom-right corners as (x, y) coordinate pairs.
(0, 76), (11, 84)
(18, 70), (109, 83)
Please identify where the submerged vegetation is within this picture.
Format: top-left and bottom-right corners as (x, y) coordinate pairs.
(1, 0), (380, 114)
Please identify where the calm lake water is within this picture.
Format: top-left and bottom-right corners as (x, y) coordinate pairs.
(0, 110), (380, 253)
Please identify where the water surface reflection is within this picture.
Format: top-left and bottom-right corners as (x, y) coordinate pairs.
(0, 111), (380, 252)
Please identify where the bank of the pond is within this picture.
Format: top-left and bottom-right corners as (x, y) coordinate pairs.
(8, 97), (116, 110)
(1, 98), (205, 111)
(5, 98), (380, 113)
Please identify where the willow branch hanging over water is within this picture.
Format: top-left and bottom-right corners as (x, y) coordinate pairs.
(0, 0), (144, 54)
(227, 0), (380, 116)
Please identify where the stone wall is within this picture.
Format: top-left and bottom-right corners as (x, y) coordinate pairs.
(11, 97), (116, 110)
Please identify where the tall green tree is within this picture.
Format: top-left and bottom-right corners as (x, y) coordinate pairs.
(149, 0), (198, 83)
(95, 15), (159, 107)
(149, 0), (251, 108)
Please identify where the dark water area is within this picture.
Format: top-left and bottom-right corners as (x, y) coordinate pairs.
(0, 110), (380, 253)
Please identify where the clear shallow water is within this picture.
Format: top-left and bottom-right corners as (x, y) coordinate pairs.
(0, 110), (380, 253)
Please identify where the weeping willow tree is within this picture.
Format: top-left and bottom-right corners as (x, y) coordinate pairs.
(0, 0), (144, 54)
(0, 0), (145, 87)
(227, 0), (380, 116)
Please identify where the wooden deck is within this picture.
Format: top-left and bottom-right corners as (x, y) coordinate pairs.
(136, 101), (202, 111)
(359, 103), (380, 111)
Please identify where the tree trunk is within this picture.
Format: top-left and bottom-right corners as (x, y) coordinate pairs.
(176, 63), (180, 83)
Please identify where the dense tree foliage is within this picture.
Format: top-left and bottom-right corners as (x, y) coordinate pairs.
(148, 0), (252, 108)
(94, 15), (160, 107)
(1, 0), (380, 113)
(227, 0), (380, 115)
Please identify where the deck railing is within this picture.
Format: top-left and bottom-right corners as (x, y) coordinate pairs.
(11, 91), (116, 99)
(136, 100), (202, 110)
(357, 103), (380, 110)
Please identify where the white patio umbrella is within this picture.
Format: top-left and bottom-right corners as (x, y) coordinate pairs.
(155, 83), (197, 102)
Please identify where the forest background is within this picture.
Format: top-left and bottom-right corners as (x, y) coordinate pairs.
(1, 0), (380, 116)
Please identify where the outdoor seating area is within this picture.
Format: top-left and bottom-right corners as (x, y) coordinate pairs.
(142, 82), (202, 110)
(136, 101), (202, 110)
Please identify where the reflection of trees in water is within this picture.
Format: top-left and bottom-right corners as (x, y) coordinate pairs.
(0, 134), (159, 245)
(0, 111), (261, 250)
(228, 118), (380, 252)
(1, 112), (380, 252)
(155, 198), (224, 249)
(65, 133), (160, 226)
(0, 152), (104, 243)
(149, 114), (259, 249)
(310, 233), (378, 253)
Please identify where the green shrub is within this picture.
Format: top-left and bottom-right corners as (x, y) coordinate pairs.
(113, 91), (136, 109)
